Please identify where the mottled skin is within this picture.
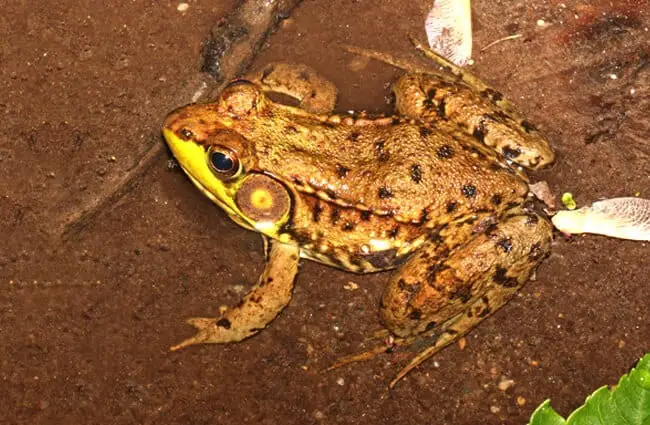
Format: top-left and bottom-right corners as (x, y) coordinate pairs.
(162, 47), (555, 387)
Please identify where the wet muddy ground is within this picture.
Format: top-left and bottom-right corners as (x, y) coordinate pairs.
(1, 1), (649, 424)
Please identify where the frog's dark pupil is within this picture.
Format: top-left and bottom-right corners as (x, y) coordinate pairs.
(210, 151), (234, 173)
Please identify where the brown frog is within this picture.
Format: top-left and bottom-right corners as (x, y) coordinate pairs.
(162, 40), (554, 387)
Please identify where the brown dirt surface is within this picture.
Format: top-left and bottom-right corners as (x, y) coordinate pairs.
(1, 1), (649, 424)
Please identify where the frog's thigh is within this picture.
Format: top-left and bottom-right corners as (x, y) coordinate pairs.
(170, 238), (300, 351)
(246, 62), (337, 114)
(381, 213), (552, 339)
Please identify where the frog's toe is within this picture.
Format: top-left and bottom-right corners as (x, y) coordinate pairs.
(170, 317), (247, 351)
(326, 343), (396, 372)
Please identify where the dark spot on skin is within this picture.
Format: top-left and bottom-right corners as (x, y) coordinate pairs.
(291, 230), (312, 246)
(360, 210), (372, 221)
(419, 208), (429, 223)
(436, 144), (454, 159)
(526, 214), (540, 226)
(378, 186), (393, 199)
(348, 132), (361, 142)
(298, 71), (310, 81)
(462, 184), (477, 198)
(429, 230), (443, 243)
(410, 164), (423, 183)
(450, 283), (473, 303)
(330, 208), (340, 225)
(336, 164), (349, 178)
(489, 163), (504, 172)
(494, 267), (519, 288)
(425, 321), (437, 332)
(349, 255), (363, 267)
(529, 242), (543, 261)
(284, 125), (298, 135)
(446, 201), (457, 213)
(266, 277), (273, 284)
(198, 119), (206, 125)
(342, 222), (355, 231)
(437, 98), (447, 118)
(397, 278), (408, 291)
(502, 145), (522, 159)
(491, 194), (502, 205)
(216, 318), (231, 329)
(521, 120), (537, 133)
(312, 201), (323, 222)
(389, 226), (399, 238)
(473, 119), (487, 143)
(325, 188), (337, 199)
(481, 88), (503, 103)
(178, 128), (193, 140)
(496, 238), (513, 253)
(426, 263), (449, 283)
(261, 65), (275, 80)
(365, 249), (398, 269)
(409, 310), (422, 320)
(391, 117), (402, 125)
(375, 140), (389, 162)
(419, 126), (431, 137)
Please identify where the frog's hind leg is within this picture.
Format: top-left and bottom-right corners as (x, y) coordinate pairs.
(381, 212), (553, 387)
(246, 62), (338, 114)
(170, 237), (300, 351)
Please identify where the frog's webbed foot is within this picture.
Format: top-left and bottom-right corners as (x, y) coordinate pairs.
(170, 238), (300, 351)
(246, 62), (338, 114)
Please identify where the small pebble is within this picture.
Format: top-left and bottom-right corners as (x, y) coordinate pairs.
(344, 281), (359, 291)
(177, 3), (189, 12)
(490, 405), (501, 414)
(336, 377), (345, 386)
(537, 19), (546, 26)
(516, 396), (527, 406)
(498, 378), (515, 391)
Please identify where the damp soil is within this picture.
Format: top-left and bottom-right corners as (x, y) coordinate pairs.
(1, 1), (649, 424)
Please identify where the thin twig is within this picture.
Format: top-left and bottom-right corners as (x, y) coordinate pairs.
(480, 34), (523, 52)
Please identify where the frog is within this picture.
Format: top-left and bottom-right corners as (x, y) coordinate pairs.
(161, 39), (555, 387)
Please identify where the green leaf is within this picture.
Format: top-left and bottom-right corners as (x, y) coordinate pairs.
(529, 400), (566, 425)
(528, 353), (650, 425)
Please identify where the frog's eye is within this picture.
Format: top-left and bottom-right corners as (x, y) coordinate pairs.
(207, 146), (241, 179)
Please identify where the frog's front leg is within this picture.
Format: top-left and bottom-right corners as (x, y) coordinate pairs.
(170, 237), (300, 351)
(246, 62), (338, 114)
(381, 212), (552, 386)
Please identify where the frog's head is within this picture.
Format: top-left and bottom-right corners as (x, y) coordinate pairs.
(162, 81), (292, 236)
